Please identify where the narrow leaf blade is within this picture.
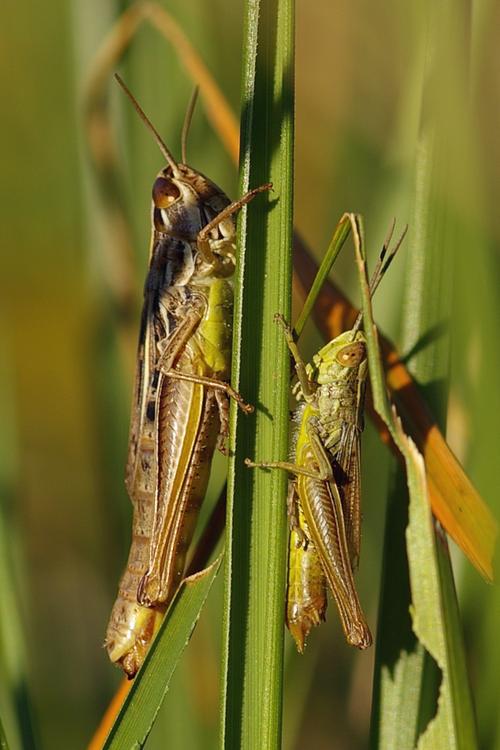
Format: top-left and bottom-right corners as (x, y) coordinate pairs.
(103, 558), (221, 749)
(353, 215), (478, 749)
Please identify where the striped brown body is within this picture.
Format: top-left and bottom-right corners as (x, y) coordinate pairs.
(105, 156), (238, 677)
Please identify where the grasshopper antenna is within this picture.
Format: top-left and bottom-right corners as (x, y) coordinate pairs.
(181, 86), (199, 165)
(114, 73), (180, 177)
(352, 221), (408, 333)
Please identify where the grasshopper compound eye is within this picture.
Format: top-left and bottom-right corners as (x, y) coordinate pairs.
(336, 341), (366, 368)
(152, 176), (180, 208)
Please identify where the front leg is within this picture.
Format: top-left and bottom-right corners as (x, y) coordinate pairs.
(244, 457), (327, 482)
(274, 314), (315, 401)
(197, 184), (272, 264)
(245, 420), (334, 482)
(287, 481), (308, 548)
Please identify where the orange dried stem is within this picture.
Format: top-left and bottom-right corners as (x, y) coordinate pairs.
(87, 678), (132, 750)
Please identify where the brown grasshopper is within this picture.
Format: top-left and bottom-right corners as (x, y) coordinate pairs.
(105, 75), (269, 677)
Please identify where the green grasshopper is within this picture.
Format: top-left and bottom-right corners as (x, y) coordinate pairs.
(105, 76), (269, 677)
(246, 220), (406, 651)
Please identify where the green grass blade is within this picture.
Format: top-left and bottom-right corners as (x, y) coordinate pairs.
(294, 215), (351, 338)
(351, 216), (477, 749)
(400, 128), (477, 750)
(103, 557), (221, 749)
(220, 1), (295, 748)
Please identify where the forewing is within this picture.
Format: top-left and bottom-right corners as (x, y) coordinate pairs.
(297, 465), (371, 649)
(125, 234), (188, 497)
(336, 422), (362, 570)
(125, 296), (158, 497)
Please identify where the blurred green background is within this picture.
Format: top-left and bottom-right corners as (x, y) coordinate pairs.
(1, 1), (499, 748)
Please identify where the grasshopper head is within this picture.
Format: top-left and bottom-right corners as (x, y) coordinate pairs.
(114, 75), (237, 278)
(310, 330), (367, 384)
(152, 164), (236, 278)
(152, 164), (231, 236)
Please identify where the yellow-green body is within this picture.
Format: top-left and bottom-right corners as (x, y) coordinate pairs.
(249, 214), (405, 651)
(287, 330), (372, 650)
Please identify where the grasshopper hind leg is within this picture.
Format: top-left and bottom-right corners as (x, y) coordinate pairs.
(214, 388), (230, 455)
(287, 480), (308, 549)
(286, 482), (328, 652)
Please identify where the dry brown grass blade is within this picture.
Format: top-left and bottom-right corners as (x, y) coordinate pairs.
(84, 1), (240, 167)
(81, 0), (240, 337)
(83, 2), (145, 317)
(87, 678), (132, 750)
(143, 2), (239, 164)
(82, 2), (150, 379)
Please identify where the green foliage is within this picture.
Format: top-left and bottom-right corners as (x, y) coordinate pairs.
(220, 1), (294, 747)
(1, 0), (499, 748)
(352, 217), (477, 748)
